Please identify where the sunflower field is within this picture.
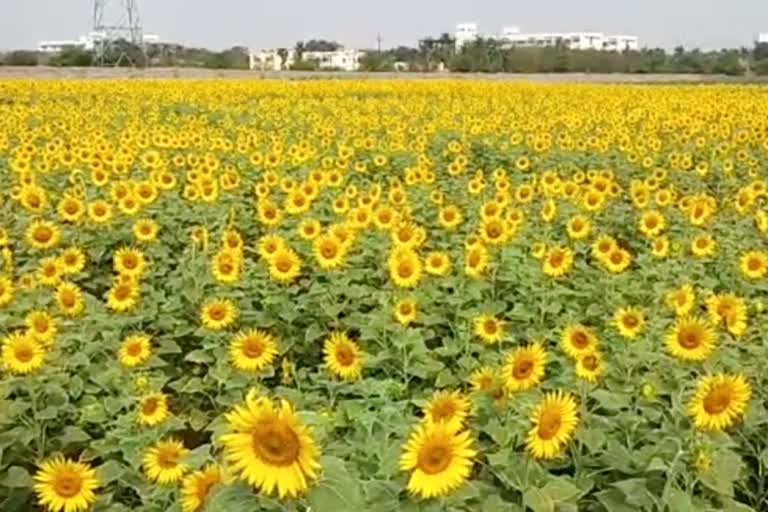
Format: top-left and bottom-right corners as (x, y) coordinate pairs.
(1, 80), (768, 512)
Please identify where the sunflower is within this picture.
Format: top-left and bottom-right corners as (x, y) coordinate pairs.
(113, 247), (147, 278)
(651, 235), (670, 258)
(438, 205), (463, 230)
(394, 298), (418, 325)
(106, 278), (140, 312)
(133, 218), (159, 242)
(220, 396), (321, 498)
(480, 218), (509, 245)
(268, 248), (302, 283)
(424, 251), (451, 276)
(257, 234), (286, 260)
(423, 390), (472, 431)
(2, 332), (45, 375)
(87, 200), (113, 224)
(575, 352), (605, 383)
(464, 244), (489, 278)
(211, 250), (241, 284)
(323, 331), (364, 380)
(58, 247), (86, 274)
(666, 284), (696, 316)
(400, 423), (476, 499)
(740, 250), (768, 279)
(639, 210), (666, 238)
(665, 316), (718, 362)
(706, 293), (748, 337)
(591, 234), (617, 262)
(603, 247), (632, 273)
(37, 257), (63, 287)
(33, 456), (99, 512)
(561, 324), (598, 359)
(526, 390), (579, 460)
(688, 373), (751, 431)
(25, 310), (58, 345)
(298, 218), (321, 241)
(181, 465), (227, 512)
(470, 366), (500, 393)
(614, 307), (645, 339)
(200, 298), (238, 330)
(388, 248), (422, 288)
(57, 195), (86, 223)
(143, 439), (189, 485)
(473, 314), (505, 344)
(566, 215), (591, 240)
(542, 246), (574, 277)
(26, 220), (62, 250)
(502, 342), (547, 392)
(137, 392), (170, 427)
(230, 329), (279, 372)
(56, 282), (85, 316)
(0, 275), (14, 307)
(119, 334), (152, 368)
(313, 234), (347, 270)
(329, 223), (357, 249)
(691, 233), (717, 258)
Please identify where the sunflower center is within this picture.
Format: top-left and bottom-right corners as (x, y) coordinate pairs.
(64, 254), (77, 266)
(209, 305), (226, 321)
(598, 241), (612, 254)
(483, 319), (498, 335)
(43, 265), (57, 277)
(140, 225), (152, 235)
(126, 342), (143, 357)
(417, 442), (452, 475)
(703, 385), (732, 415)
(53, 471), (83, 498)
(34, 318), (50, 333)
(610, 251), (623, 265)
(696, 238), (708, 249)
(622, 315), (639, 328)
(242, 338), (265, 358)
(252, 422), (301, 466)
(513, 358), (534, 379)
(748, 258), (761, 271)
(537, 409), (563, 440)
(399, 304), (413, 316)
(321, 244), (337, 259)
(122, 255), (138, 269)
(61, 291), (75, 307)
(581, 354), (599, 370)
(276, 258), (292, 273)
(549, 251), (564, 267)
(397, 261), (414, 278)
(114, 284), (132, 300)
(142, 398), (159, 415)
(571, 331), (589, 349)
(65, 202), (78, 214)
(15, 345), (34, 363)
(468, 252), (480, 266)
(646, 217), (658, 229)
(443, 211), (455, 222)
(487, 224), (501, 238)
(335, 344), (356, 366)
(678, 328), (702, 349)
(35, 227), (53, 243)
(195, 475), (219, 502)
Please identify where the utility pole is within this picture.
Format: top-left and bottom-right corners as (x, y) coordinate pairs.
(92, 0), (145, 66)
(377, 33), (383, 53)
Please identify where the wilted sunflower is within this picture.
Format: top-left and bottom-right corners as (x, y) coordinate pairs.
(400, 423), (476, 499)
(706, 291), (747, 335)
(25, 310), (57, 345)
(473, 314), (505, 344)
(2, 332), (45, 375)
(740, 250), (768, 279)
(614, 307), (645, 339)
(180, 465), (227, 512)
(119, 334), (152, 368)
(268, 248), (302, 283)
(313, 234), (346, 270)
(666, 284), (696, 316)
(394, 298), (418, 325)
(542, 246), (573, 277)
(422, 390), (472, 431)
(665, 316), (717, 362)
(526, 390), (579, 460)
(220, 396), (321, 498)
(33, 456), (99, 512)
(502, 342), (547, 392)
(688, 373), (751, 431)
(200, 298), (238, 330)
(575, 352), (606, 383)
(561, 324), (598, 359)
(323, 331), (364, 380)
(143, 439), (189, 485)
(230, 329), (278, 373)
(389, 248), (422, 288)
(137, 392), (170, 427)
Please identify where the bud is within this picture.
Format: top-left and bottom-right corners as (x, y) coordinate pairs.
(641, 382), (656, 400)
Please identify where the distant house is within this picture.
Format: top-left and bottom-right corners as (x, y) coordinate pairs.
(249, 48), (364, 71)
(454, 24), (640, 52)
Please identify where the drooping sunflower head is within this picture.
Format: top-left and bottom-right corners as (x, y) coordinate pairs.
(689, 373), (751, 431)
(33, 456), (99, 512)
(400, 422), (476, 499)
(464, 244), (489, 278)
(323, 331), (364, 380)
(526, 390), (579, 460)
(230, 329), (279, 373)
(220, 396), (321, 498)
(665, 316), (718, 362)
(502, 342), (547, 393)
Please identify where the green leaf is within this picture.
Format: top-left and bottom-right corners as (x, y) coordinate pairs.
(59, 426), (91, 445)
(540, 478), (583, 502)
(205, 483), (261, 512)
(523, 487), (554, 512)
(97, 460), (124, 484)
(184, 349), (213, 363)
(700, 449), (742, 497)
(482, 495), (523, 512)
(666, 488), (694, 511)
(306, 456), (365, 511)
(611, 478), (654, 508)
(1, 466), (32, 488)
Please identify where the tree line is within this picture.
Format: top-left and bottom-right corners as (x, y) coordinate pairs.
(2, 36), (768, 76)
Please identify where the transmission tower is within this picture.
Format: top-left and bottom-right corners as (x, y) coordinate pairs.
(92, 0), (145, 66)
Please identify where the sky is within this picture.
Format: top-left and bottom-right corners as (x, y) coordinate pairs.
(1, 0), (767, 52)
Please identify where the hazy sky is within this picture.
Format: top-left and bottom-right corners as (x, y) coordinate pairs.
(1, 0), (767, 51)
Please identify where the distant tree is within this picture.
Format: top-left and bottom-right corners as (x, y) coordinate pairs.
(754, 42), (768, 61)
(49, 48), (94, 67)
(277, 48), (290, 68)
(359, 52), (394, 71)
(302, 40), (342, 52)
(3, 50), (39, 66)
(295, 41), (305, 61)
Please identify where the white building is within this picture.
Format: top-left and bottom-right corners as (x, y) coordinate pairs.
(38, 32), (162, 53)
(757, 33), (768, 44)
(249, 48), (364, 71)
(455, 24), (639, 51)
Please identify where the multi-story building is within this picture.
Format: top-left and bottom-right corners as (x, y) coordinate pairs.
(38, 32), (161, 53)
(249, 48), (364, 71)
(757, 33), (768, 44)
(455, 24), (639, 51)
